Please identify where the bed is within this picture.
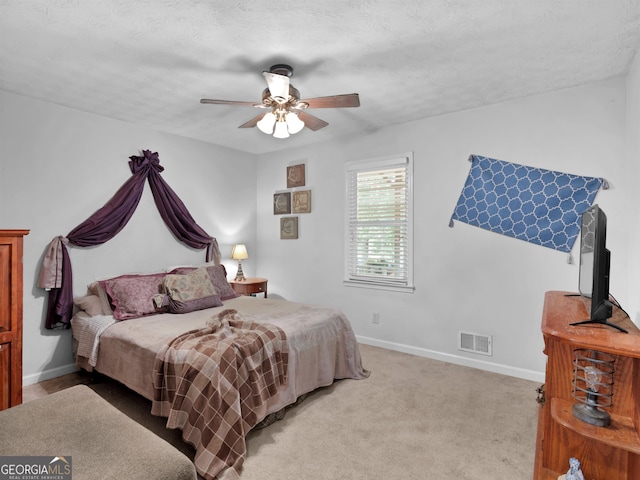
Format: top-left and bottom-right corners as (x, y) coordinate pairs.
(70, 264), (368, 480)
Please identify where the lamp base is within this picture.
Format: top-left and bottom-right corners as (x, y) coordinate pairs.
(572, 403), (611, 427)
(234, 262), (246, 282)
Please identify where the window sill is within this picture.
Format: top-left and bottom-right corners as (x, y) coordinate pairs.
(343, 280), (415, 294)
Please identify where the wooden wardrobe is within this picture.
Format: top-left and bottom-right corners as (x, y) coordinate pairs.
(0, 229), (29, 410)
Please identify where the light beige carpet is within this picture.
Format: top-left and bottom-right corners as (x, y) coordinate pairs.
(25, 343), (539, 479)
(241, 344), (538, 479)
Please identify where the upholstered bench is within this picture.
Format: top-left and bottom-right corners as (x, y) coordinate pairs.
(0, 385), (197, 480)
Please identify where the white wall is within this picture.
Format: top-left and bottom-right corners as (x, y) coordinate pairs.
(0, 91), (258, 384)
(1, 72), (635, 386)
(626, 48), (640, 325)
(255, 77), (630, 382)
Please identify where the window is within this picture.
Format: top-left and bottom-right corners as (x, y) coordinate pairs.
(345, 153), (414, 292)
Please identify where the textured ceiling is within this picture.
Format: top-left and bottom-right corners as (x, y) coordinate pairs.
(1, 1), (639, 155)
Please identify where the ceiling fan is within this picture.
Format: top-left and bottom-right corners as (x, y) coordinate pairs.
(200, 64), (360, 138)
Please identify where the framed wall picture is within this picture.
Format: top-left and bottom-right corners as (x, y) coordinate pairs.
(280, 216), (298, 239)
(292, 189), (311, 213)
(287, 164), (305, 188)
(273, 192), (291, 214)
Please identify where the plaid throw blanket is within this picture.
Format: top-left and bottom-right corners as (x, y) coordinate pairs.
(152, 312), (288, 480)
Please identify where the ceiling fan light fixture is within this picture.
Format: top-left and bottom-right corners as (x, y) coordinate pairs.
(285, 112), (305, 134)
(201, 64), (359, 137)
(273, 120), (290, 139)
(256, 112), (276, 134)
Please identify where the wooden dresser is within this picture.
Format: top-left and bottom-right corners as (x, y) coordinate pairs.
(534, 291), (640, 480)
(0, 229), (29, 410)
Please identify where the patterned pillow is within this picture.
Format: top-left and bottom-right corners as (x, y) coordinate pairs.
(169, 264), (238, 301)
(155, 267), (222, 314)
(98, 272), (166, 320)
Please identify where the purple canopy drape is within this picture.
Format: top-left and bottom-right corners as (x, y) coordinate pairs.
(38, 150), (221, 329)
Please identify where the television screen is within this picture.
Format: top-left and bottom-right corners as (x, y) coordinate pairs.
(572, 204), (626, 333)
(578, 206), (598, 300)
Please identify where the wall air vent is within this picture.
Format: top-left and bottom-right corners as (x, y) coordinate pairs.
(458, 331), (493, 356)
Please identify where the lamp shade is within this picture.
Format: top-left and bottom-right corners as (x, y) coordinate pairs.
(231, 244), (248, 260)
(257, 110), (305, 138)
(286, 112), (305, 134)
(273, 120), (290, 139)
(257, 112), (276, 134)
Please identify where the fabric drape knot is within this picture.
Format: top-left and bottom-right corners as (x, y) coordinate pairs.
(129, 149), (164, 174)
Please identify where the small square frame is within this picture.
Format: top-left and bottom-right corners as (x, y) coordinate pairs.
(280, 217), (298, 239)
(287, 164), (306, 188)
(292, 190), (312, 213)
(273, 192), (291, 215)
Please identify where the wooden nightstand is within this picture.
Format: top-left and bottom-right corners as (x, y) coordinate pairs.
(230, 278), (268, 298)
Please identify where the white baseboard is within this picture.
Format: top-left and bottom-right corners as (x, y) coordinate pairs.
(23, 363), (80, 386)
(356, 335), (545, 383)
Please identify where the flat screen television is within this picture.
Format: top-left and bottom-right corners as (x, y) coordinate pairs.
(571, 204), (627, 333)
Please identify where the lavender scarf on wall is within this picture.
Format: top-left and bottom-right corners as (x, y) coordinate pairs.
(37, 150), (221, 329)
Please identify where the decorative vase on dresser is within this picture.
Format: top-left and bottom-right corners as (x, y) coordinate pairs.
(0, 229), (29, 411)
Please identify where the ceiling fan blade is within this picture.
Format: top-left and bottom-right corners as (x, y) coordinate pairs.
(298, 111), (329, 131)
(262, 71), (290, 103)
(301, 93), (360, 109)
(200, 99), (263, 107)
(238, 112), (267, 128)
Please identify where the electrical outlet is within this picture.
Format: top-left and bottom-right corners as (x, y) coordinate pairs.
(372, 312), (380, 324)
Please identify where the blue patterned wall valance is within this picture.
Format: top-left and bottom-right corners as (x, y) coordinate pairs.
(449, 155), (607, 253)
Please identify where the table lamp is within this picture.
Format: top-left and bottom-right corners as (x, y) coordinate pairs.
(571, 349), (615, 427)
(231, 244), (248, 282)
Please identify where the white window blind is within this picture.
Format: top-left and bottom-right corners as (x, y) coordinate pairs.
(345, 154), (413, 291)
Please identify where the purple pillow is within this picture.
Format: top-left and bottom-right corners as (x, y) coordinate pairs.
(98, 272), (166, 320)
(163, 294), (223, 314)
(206, 264), (239, 300)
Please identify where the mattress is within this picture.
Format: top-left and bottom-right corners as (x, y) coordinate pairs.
(72, 295), (368, 417)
